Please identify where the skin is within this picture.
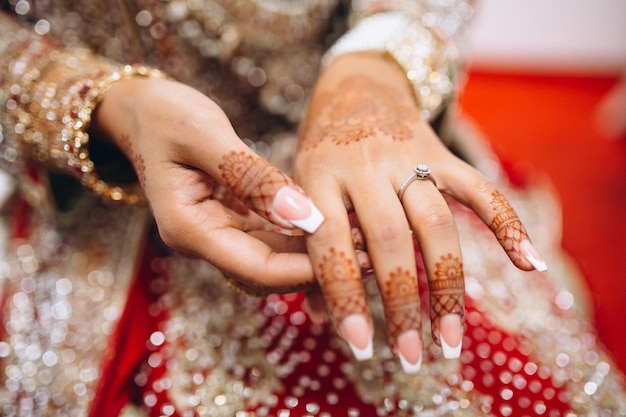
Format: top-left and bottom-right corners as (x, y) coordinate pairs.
(91, 79), (316, 293)
(91, 50), (538, 364)
(294, 51), (537, 355)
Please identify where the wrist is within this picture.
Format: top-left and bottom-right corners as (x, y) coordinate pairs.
(317, 50), (415, 103)
(5, 47), (168, 203)
(322, 12), (458, 121)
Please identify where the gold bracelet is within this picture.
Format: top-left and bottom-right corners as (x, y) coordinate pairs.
(5, 47), (169, 204)
(61, 64), (169, 204)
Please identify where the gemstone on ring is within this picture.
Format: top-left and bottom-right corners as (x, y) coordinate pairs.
(415, 164), (431, 179)
(397, 163), (436, 201)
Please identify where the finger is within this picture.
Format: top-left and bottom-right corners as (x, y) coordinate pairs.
(203, 227), (316, 294)
(400, 177), (465, 360)
(350, 184), (423, 374)
(304, 288), (327, 324)
(154, 198), (316, 293)
(305, 185), (374, 362)
(216, 150), (325, 233)
(139, 83), (324, 234)
(441, 163), (548, 272)
(248, 230), (307, 254)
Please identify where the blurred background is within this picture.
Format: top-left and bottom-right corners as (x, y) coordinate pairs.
(461, 0), (626, 372)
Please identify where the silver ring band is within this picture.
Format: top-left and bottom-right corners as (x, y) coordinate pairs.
(397, 164), (436, 201)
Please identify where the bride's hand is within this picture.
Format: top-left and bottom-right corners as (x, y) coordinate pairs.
(294, 51), (547, 373)
(92, 78), (324, 294)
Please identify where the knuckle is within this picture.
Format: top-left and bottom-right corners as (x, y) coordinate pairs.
(306, 217), (347, 247)
(420, 203), (454, 230)
(366, 219), (407, 246)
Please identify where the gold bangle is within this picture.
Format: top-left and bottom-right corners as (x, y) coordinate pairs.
(61, 64), (169, 204)
(220, 272), (269, 299)
(5, 49), (169, 204)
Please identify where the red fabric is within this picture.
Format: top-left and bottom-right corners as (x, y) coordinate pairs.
(87, 70), (626, 415)
(89, 240), (166, 417)
(460, 70), (626, 373)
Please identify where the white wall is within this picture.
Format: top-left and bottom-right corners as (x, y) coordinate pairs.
(467, 0), (626, 74)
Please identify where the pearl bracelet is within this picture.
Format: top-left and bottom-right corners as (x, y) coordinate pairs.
(322, 12), (458, 121)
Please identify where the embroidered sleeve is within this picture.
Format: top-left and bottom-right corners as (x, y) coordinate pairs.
(0, 11), (167, 205)
(326, 0), (474, 121)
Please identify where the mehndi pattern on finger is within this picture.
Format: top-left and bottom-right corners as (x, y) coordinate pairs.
(219, 151), (290, 218)
(381, 267), (421, 349)
(488, 190), (530, 265)
(429, 253), (465, 344)
(298, 76), (416, 150)
(317, 247), (369, 324)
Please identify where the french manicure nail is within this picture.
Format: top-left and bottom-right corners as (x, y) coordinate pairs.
(440, 314), (462, 359)
(340, 314), (373, 361)
(520, 240), (548, 272)
(397, 329), (422, 374)
(272, 186), (324, 233)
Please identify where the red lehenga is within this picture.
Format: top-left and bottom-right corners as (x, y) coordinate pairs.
(1, 1), (625, 416)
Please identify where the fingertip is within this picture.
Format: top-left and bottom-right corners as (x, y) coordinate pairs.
(272, 186), (325, 233)
(519, 240), (548, 272)
(397, 329), (423, 374)
(304, 291), (327, 325)
(340, 314), (373, 361)
(439, 314), (462, 359)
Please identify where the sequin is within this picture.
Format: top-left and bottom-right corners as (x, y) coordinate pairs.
(2, 1), (626, 416)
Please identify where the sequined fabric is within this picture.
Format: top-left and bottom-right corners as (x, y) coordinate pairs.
(1, 1), (626, 416)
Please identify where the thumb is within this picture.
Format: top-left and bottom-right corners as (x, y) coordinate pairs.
(217, 150), (324, 233)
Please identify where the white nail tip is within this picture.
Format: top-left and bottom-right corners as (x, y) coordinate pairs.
(520, 240), (548, 272)
(441, 336), (462, 359)
(399, 351), (422, 374)
(287, 202), (324, 233)
(347, 338), (373, 361)
(525, 254), (548, 272)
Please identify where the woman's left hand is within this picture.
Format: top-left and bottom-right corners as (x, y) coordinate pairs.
(293, 51), (546, 373)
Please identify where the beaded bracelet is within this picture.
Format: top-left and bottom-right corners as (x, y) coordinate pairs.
(6, 47), (168, 204)
(60, 64), (168, 204)
(322, 12), (458, 122)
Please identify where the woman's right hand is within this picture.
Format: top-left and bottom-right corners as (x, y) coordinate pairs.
(91, 77), (324, 294)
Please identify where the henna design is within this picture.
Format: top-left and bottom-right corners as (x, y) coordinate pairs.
(488, 190), (530, 264)
(218, 151), (290, 218)
(119, 133), (147, 188)
(380, 267), (421, 348)
(317, 248), (368, 324)
(429, 253), (465, 343)
(299, 76), (418, 150)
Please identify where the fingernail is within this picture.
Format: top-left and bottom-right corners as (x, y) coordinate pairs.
(440, 314), (462, 359)
(340, 314), (373, 361)
(397, 330), (422, 374)
(304, 296), (326, 325)
(355, 251), (372, 271)
(520, 240), (548, 272)
(272, 186), (324, 233)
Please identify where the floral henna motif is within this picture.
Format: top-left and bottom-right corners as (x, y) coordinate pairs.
(429, 253), (465, 344)
(299, 76), (417, 150)
(218, 151), (290, 218)
(317, 248), (368, 325)
(488, 190), (530, 264)
(381, 267), (421, 350)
